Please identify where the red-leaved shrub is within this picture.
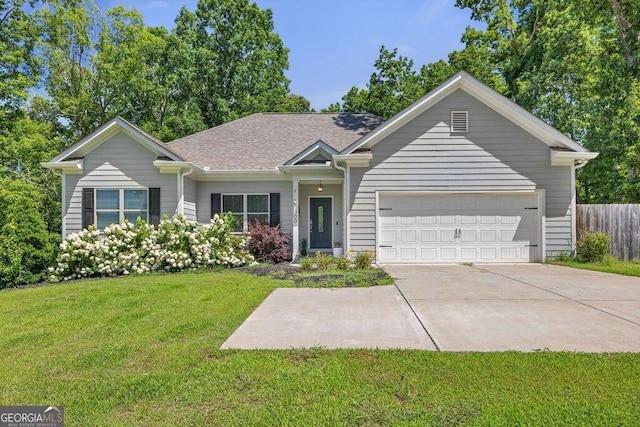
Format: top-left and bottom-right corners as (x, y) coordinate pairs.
(246, 221), (291, 263)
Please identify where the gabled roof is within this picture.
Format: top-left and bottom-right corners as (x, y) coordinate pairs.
(284, 140), (337, 165)
(342, 71), (593, 156)
(45, 116), (184, 164)
(167, 113), (384, 170)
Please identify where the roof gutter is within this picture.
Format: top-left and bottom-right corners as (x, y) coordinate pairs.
(550, 150), (599, 167)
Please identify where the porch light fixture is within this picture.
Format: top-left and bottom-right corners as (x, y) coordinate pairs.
(317, 181), (323, 192)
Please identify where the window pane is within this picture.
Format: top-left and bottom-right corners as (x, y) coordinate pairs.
(318, 205), (324, 233)
(247, 194), (268, 212)
(231, 214), (244, 232)
(124, 189), (147, 210)
(248, 213), (268, 226)
(97, 212), (119, 229)
(223, 195), (244, 213)
(124, 211), (147, 223)
(96, 189), (119, 210)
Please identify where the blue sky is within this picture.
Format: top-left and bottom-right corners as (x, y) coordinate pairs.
(94, 0), (478, 110)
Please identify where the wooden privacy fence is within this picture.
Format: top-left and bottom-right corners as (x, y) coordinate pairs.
(576, 204), (640, 260)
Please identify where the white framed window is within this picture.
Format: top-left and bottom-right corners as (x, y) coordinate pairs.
(222, 194), (269, 232)
(96, 188), (148, 229)
(451, 110), (469, 133)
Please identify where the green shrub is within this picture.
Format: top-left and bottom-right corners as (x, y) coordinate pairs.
(315, 252), (335, 271)
(0, 178), (54, 288)
(336, 256), (350, 270)
(576, 232), (610, 263)
(354, 250), (375, 269)
(552, 252), (574, 262)
(299, 257), (314, 271)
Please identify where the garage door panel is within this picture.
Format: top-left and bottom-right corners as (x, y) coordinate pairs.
(378, 193), (540, 263)
(440, 248), (457, 260)
(421, 230), (437, 242)
(461, 248), (477, 260)
(421, 216), (436, 225)
(401, 248), (417, 261)
(480, 230), (497, 242)
(440, 215), (456, 225)
(421, 248), (437, 261)
(460, 215), (477, 225)
(480, 247), (496, 260)
(380, 230), (396, 243)
(401, 230), (416, 242)
(460, 230), (477, 242)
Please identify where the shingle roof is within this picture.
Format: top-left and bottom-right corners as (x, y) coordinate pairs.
(167, 113), (384, 170)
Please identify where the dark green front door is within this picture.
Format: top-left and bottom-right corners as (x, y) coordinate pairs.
(310, 198), (332, 249)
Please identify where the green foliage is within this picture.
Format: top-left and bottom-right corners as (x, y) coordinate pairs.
(354, 250), (375, 270)
(0, 0), (41, 120)
(553, 257), (640, 277)
(173, 0), (293, 129)
(551, 252), (574, 263)
(335, 256), (350, 271)
(299, 257), (314, 271)
(314, 252), (335, 271)
(0, 178), (55, 288)
(453, 0), (640, 203)
(576, 232), (610, 263)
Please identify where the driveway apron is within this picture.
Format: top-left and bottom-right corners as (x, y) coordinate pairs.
(387, 264), (640, 352)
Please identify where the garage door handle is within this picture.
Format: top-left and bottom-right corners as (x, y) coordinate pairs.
(379, 245), (393, 248)
(524, 207), (538, 210)
(379, 208), (392, 211)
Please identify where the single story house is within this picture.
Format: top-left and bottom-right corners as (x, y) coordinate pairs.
(43, 71), (598, 263)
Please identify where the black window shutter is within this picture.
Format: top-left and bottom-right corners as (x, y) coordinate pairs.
(211, 193), (222, 218)
(269, 193), (280, 226)
(149, 188), (161, 226)
(82, 188), (94, 229)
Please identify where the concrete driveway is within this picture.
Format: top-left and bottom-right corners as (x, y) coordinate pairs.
(221, 264), (640, 352)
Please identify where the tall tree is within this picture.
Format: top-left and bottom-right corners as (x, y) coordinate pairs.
(455, 0), (640, 202)
(0, 0), (41, 124)
(174, 0), (292, 127)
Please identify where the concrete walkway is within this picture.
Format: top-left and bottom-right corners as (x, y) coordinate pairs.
(221, 264), (640, 352)
(221, 287), (436, 349)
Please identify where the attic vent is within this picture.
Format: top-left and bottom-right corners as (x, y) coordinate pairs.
(451, 111), (469, 133)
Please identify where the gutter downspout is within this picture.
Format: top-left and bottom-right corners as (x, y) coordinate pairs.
(333, 159), (348, 254)
(571, 159), (589, 256)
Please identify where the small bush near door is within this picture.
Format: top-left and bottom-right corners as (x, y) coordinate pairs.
(246, 221), (291, 263)
(577, 232), (610, 263)
(354, 250), (375, 269)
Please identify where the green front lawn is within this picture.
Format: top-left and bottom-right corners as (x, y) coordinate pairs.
(551, 258), (640, 277)
(2, 271), (639, 425)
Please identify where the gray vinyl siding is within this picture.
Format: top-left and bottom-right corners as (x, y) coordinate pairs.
(195, 181), (293, 233)
(64, 131), (178, 236)
(183, 177), (197, 221)
(349, 89), (573, 257)
(299, 184), (343, 250)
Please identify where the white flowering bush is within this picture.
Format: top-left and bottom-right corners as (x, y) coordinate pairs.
(50, 213), (254, 281)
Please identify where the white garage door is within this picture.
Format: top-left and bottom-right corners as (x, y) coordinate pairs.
(378, 193), (540, 263)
